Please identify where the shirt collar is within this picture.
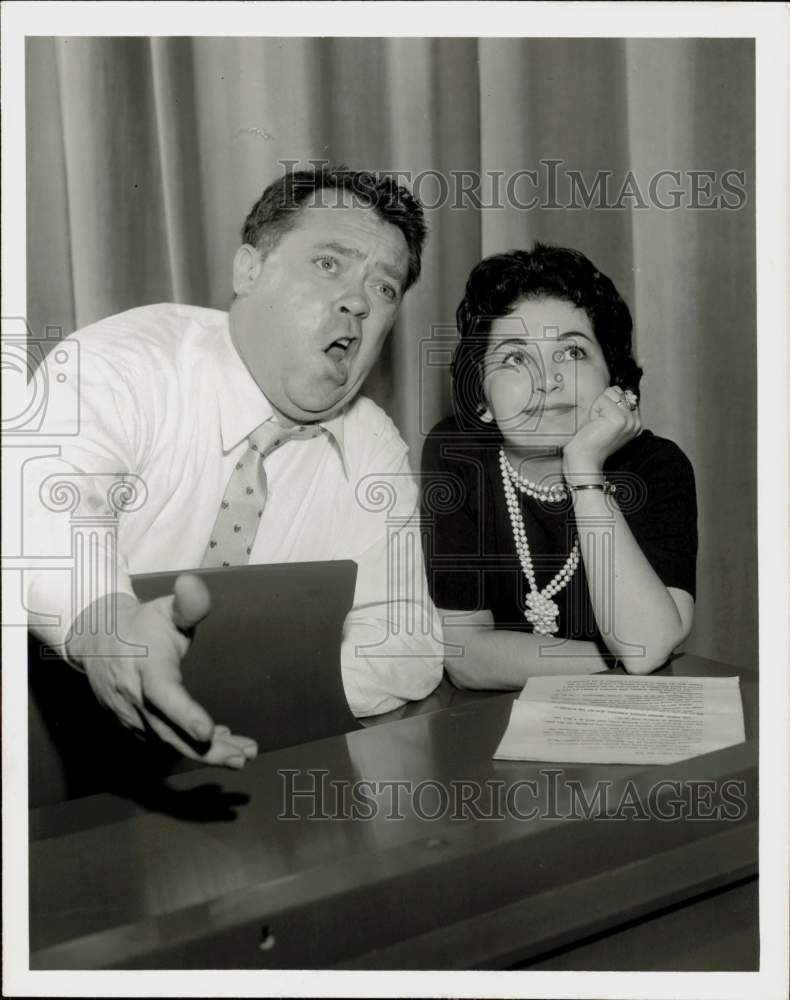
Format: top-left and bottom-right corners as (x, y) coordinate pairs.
(214, 318), (349, 476)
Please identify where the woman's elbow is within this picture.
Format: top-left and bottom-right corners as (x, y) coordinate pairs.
(606, 591), (695, 674)
(617, 632), (688, 675)
(620, 653), (666, 675)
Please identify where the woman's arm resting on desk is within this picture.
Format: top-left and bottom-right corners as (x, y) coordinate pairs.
(440, 608), (611, 689)
(570, 481), (695, 673)
(564, 389), (695, 674)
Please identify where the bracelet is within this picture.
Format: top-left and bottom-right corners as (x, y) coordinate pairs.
(566, 481), (617, 496)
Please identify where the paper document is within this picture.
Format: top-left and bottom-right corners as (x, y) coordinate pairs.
(494, 674), (745, 765)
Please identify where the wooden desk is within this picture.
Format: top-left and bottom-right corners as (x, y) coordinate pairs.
(28, 653), (757, 970)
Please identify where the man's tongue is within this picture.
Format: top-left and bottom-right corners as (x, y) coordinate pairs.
(325, 339), (351, 381)
(326, 342), (347, 362)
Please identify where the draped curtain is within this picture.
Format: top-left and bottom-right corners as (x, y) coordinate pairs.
(26, 37), (756, 669)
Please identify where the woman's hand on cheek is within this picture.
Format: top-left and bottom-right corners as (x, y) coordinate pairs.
(563, 386), (642, 475)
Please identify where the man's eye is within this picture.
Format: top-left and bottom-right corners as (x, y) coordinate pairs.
(377, 283), (398, 302)
(314, 256), (339, 273)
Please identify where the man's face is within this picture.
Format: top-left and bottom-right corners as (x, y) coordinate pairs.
(230, 198), (410, 424)
(481, 296), (611, 451)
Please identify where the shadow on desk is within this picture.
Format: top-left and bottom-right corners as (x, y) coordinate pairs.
(28, 635), (199, 809)
(27, 631), (360, 814)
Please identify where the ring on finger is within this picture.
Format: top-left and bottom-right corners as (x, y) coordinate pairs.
(617, 389), (638, 411)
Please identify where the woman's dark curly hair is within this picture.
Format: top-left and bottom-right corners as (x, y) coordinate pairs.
(451, 243), (643, 428)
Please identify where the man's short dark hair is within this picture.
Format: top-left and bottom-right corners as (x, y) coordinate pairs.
(451, 242), (644, 428)
(241, 164), (428, 291)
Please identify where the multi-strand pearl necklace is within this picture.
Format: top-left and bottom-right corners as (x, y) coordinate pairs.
(499, 448), (579, 637)
(501, 450), (568, 503)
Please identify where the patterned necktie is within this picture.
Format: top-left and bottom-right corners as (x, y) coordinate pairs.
(202, 419), (321, 568)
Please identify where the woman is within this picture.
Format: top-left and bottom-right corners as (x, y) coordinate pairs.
(421, 243), (697, 688)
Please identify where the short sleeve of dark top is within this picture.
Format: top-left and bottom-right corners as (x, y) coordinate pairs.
(420, 416), (697, 652)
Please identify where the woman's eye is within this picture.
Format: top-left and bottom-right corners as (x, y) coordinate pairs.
(314, 256), (339, 273)
(502, 351), (528, 367)
(563, 344), (586, 360)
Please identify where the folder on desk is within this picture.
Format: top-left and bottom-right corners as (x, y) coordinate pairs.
(29, 560), (359, 806)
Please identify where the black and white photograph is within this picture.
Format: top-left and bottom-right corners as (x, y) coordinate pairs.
(2, 2), (788, 997)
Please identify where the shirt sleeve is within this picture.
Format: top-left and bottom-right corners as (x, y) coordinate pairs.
(23, 337), (143, 650)
(338, 412), (445, 717)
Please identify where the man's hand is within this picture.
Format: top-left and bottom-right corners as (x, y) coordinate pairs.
(66, 574), (258, 769)
(563, 386), (642, 474)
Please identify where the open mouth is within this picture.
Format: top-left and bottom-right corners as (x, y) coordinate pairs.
(325, 336), (354, 363)
(323, 336), (357, 382)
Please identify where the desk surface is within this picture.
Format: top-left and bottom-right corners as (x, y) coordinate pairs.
(29, 654), (758, 970)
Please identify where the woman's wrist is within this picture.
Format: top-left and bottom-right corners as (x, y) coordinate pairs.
(562, 452), (604, 482)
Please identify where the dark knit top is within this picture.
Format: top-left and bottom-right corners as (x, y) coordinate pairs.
(420, 416), (697, 656)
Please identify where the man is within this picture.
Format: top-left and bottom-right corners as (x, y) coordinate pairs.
(26, 166), (444, 769)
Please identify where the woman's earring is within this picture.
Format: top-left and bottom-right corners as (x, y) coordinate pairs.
(478, 406), (493, 424)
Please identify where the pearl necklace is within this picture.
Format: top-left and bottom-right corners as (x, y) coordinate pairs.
(501, 450), (568, 503)
(499, 448), (579, 636)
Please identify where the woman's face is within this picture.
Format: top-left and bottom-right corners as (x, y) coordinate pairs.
(480, 296), (611, 452)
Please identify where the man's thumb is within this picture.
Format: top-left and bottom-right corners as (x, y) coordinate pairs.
(171, 573), (212, 632)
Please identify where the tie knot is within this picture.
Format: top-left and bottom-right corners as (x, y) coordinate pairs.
(248, 419), (322, 457)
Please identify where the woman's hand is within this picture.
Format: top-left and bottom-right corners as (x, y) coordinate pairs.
(563, 386), (642, 474)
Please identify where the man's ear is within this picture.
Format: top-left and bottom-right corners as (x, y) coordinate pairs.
(232, 244), (263, 296)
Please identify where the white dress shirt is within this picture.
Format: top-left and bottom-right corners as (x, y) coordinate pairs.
(25, 303), (444, 716)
